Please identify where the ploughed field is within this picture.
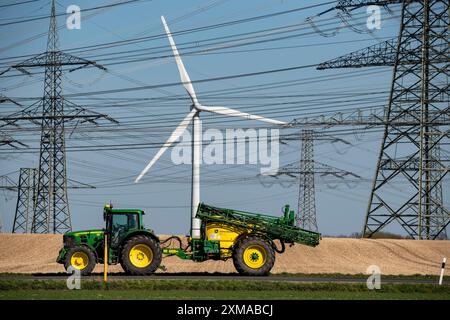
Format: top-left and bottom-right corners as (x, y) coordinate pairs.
(0, 233), (448, 275)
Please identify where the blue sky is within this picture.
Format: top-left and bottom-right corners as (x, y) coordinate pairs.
(1, 0), (446, 236)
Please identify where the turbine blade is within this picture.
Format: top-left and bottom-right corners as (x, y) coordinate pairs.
(161, 16), (199, 105)
(135, 109), (197, 182)
(200, 105), (286, 125)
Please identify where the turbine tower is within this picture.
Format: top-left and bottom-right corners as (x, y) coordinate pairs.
(136, 16), (286, 239)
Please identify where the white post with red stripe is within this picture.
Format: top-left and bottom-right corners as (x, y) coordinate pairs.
(439, 257), (446, 285)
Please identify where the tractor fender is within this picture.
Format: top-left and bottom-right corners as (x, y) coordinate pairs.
(124, 230), (159, 242)
(233, 232), (274, 250)
(119, 230), (160, 247)
(56, 247), (68, 264)
(57, 243), (98, 264)
(117, 230), (160, 263)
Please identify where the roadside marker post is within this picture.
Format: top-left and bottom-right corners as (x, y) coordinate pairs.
(104, 233), (108, 283)
(439, 257), (446, 285)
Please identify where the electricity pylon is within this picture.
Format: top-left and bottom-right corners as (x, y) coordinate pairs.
(318, 0), (449, 239)
(0, 169), (95, 233)
(265, 130), (360, 232)
(0, 1), (115, 233)
(12, 168), (37, 233)
(298, 130), (317, 231)
(10, 168), (95, 233)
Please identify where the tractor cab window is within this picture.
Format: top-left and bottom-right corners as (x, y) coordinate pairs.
(129, 214), (139, 229)
(110, 213), (139, 246)
(111, 213), (139, 229)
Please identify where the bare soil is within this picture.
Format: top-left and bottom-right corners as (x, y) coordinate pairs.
(0, 234), (448, 275)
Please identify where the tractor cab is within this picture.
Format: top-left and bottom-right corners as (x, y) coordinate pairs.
(103, 204), (145, 249)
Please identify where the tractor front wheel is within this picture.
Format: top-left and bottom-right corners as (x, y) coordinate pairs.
(120, 235), (162, 275)
(64, 246), (96, 276)
(232, 236), (275, 276)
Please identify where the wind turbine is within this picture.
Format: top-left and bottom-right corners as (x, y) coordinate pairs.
(135, 16), (287, 239)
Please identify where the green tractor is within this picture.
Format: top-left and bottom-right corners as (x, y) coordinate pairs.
(58, 203), (320, 276)
(57, 204), (161, 275)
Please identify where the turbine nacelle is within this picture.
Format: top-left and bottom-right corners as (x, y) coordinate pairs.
(135, 16), (287, 183)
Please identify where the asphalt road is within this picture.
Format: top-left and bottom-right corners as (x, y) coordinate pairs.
(0, 273), (445, 284)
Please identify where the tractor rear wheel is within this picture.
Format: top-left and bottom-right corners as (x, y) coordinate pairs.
(120, 235), (162, 275)
(232, 236), (275, 276)
(64, 246), (96, 276)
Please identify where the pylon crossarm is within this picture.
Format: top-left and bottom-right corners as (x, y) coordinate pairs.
(10, 51), (106, 73)
(0, 175), (17, 191)
(335, 0), (411, 11)
(0, 94), (22, 106)
(64, 100), (118, 125)
(0, 132), (28, 149)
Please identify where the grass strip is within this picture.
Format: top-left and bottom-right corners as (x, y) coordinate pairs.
(0, 272), (448, 281)
(1, 289), (450, 300)
(0, 279), (449, 294)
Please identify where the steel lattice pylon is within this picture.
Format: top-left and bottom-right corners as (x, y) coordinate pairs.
(32, 0), (69, 233)
(320, 0), (449, 239)
(263, 130), (360, 232)
(6, 168), (95, 233)
(364, 0), (449, 239)
(0, 1), (113, 233)
(12, 168), (37, 233)
(431, 143), (448, 239)
(298, 130), (318, 231)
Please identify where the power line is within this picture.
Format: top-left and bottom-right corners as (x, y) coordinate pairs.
(0, 0), (40, 9)
(0, 2), (386, 65)
(0, 0), (153, 27)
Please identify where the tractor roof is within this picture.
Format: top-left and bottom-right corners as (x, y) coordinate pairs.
(109, 209), (145, 214)
(104, 204), (144, 215)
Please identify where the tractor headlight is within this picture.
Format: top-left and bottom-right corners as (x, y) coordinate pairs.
(63, 235), (75, 247)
